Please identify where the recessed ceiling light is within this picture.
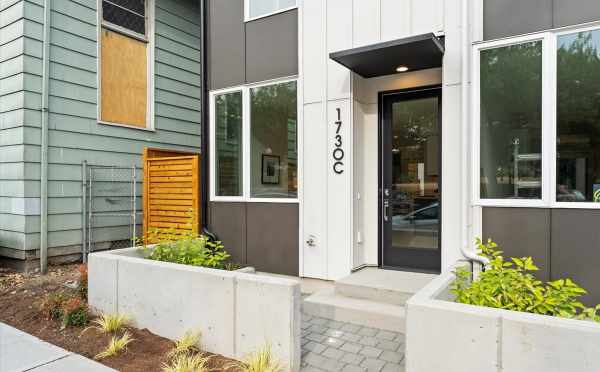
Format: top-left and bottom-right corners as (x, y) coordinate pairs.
(396, 66), (409, 73)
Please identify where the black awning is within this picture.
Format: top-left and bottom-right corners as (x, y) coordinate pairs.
(329, 33), (445, 78)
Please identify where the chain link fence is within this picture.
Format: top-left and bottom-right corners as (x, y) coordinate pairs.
(82, 162), (142, 262)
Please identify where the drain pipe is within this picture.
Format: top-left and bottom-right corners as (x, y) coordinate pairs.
(39, 0), (51, 274)
(460, 0), (488, 271)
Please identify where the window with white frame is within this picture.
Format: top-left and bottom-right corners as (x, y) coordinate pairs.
(474, 24), (600, 207)
(211, 80), (298, 201)
(245, 0), (297, 21)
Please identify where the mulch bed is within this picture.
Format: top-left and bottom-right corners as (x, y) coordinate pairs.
(0, 264), (239, 372)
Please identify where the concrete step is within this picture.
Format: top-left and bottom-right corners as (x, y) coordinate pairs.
(302, 289), (406, 333)
(335, 268), (436, 306)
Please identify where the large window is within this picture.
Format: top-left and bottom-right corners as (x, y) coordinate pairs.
(557, 29), (600, 203)
(99, 0), (152, 129)
(210, 80), (298, 202)
(245, 0), (297, 21)
(475, 25), (600, 208)
(479, 41), (543, 199)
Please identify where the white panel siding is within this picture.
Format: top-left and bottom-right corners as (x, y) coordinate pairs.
(352, 0), (380, 48)
(381, 0), (411, 41)
(301, 102), (328, 278)
(302, 0), (326, 104)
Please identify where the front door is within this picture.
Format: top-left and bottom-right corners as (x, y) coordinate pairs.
(380, 87), (442, 273)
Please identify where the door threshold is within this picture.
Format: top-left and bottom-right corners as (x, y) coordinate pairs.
(380, 265), (440, 275)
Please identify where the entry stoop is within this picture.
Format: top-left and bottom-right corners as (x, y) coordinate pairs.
(302, 268), (436, 332)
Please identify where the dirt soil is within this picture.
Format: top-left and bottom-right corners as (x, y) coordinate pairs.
(0, 264), (239, 372)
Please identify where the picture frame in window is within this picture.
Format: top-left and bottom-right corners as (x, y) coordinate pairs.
(261, 154), (280, 185)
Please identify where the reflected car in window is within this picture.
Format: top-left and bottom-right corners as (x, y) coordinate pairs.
(392, 202), (439, 234)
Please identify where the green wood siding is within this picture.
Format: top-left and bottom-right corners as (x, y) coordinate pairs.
(0, 0), (202, 258)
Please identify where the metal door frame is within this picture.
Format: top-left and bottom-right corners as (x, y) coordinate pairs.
(378, 85), (443, 273)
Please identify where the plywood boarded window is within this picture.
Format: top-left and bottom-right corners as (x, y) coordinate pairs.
(143, 148), (201, 240)
(100, 0), (150, 128)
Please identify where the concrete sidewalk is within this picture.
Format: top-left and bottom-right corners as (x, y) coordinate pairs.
(0, 323), (115, 372)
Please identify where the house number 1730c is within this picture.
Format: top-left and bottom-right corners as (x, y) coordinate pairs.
(333, 108), (344, 174)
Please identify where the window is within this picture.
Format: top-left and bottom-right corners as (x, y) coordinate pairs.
(250, 82), (297, 198)
(556, 29), (600, 203)
(210, 79), (298, 202)
(215, 91), (243, 197)
(479, 41), (543, 199)
(99, 0), (152, 129)
(245, 0), (297, 21)
(474, 24), (600, 208)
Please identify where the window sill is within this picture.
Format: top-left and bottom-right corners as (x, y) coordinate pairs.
(98, 120), (156, 132)
(244, 5), (297, 23)
(211, 197), (299, 204)
(473, 200), (600, 210)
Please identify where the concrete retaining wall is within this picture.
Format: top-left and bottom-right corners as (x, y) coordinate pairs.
(406, 262), (600, 372)
(88, 247), (301, 371)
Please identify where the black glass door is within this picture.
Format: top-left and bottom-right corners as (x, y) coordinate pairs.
(380, 87), (442, 273)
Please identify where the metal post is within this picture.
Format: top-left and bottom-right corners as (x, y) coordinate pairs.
(88, 167), (93, 255)
(132, 164), (137, 245)
(82, 161), (87, 263)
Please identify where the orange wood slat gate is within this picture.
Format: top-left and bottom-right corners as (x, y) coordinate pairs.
(142, 148), (201, 239)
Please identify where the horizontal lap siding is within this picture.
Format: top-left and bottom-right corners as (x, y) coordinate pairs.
(0, 0), (28, 251)
(14, 0), (202, 255)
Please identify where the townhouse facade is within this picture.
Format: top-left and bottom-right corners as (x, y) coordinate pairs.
(2, 0), (600, 305)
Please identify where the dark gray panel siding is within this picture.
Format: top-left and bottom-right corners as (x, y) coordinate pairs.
(483, 0), (552, 40)
(208, 3), (298, 90)
(245, 10), (298, 84)
(553, 0), (600, 27)
(484, 0), (600, 40)
(208, 202), (246, 265)
(482, 207), (600, 305)
(208, 202), (299, 276)
(246, 203), (298, 276)
(551, 209), (600, 306)
(482, 207), (551, 281)
(208, 0), (245, 90)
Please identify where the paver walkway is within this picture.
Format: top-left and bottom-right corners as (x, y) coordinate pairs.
(0, 323), (115, 372)
(301, 313), (405, 372)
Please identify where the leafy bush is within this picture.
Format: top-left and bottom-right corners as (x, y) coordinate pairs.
(140, 213), (233, 269)
(40, 292), (68, 320)
(40, 291), (89, 327)
(78, 264), (88, 301)
(61, 297), (88, 327)
(452, 238), (600, 321)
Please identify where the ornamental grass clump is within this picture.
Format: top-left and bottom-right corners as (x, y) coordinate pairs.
(167, 331), (201, 360)
(229, 344), (283, 372)
(95, 332), (135, 360)
(162, 353), (211, 372)
(88, 313), (130, 334)
(452, 238), (600, 322)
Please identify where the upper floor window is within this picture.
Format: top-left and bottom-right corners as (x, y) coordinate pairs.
(102, 0), (147, 38)
(245, 0), (297, 21)
(474, 24), (600, 208)
(99, 0), (153, 129)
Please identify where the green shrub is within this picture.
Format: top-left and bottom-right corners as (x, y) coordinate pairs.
(140, 212), (233, 269)
(40, 292), (68, 320)
(78, 264), (88, 301)
(143, 233), (231, 269)
(61, 297), (89, 327)
(452, 238), (600, 322)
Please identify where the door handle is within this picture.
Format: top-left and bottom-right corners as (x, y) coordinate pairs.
(383, 199), (390, 222)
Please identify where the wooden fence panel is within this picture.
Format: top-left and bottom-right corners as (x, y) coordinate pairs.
(143, 148), (200, 240)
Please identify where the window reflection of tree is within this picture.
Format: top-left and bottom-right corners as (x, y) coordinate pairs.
(557, 31), (600, 202)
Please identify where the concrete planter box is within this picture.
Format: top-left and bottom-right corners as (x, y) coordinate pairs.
(88, 247), (301, 372)
(406, 263), (600, 372)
